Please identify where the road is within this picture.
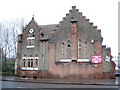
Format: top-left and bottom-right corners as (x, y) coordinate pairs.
(1, 81), (120, 89)
(1, 77), (120, 90)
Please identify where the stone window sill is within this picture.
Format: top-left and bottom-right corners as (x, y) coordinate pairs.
(27, 45), (35, 48)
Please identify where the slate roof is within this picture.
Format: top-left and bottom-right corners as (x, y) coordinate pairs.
(23, 6), (103, 43)
(40, 24), (58, 38)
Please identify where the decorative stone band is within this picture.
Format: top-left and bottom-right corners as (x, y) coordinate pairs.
(56, 59), (90, 63)
(27, 45), (35, 48)
(22, 67), (38, 70)
(22, 57), (39, 59)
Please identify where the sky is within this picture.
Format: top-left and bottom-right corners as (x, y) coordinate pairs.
(0, 0), (119, 56)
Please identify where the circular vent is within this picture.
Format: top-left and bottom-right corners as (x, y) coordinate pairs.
(29, 29), (34, 33)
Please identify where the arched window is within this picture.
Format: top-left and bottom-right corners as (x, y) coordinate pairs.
(28, 59), (30, 67)
(23, 59), (26, 67)
(67, 40), (71, 59)
(84, 42), (88, 58)
(36, 59), (38, 67)
(61, 43), (64, 59)
(31, 59), (33, 67)
(78, 40), (82, 58)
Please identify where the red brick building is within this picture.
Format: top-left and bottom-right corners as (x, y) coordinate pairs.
(15, 6), (115, 79)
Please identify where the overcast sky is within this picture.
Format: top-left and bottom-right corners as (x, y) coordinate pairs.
(0, 0), (119, 56)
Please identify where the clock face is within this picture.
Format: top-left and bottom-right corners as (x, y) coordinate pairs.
(29, 29), (34, 33)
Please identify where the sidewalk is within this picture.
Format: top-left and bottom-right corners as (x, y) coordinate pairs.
(2, 76), (118, 86)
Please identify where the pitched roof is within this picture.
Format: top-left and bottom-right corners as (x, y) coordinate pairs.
(23, 6), (102, 42)
(23, 17), (40, 32)
(40, 24), (58, 38)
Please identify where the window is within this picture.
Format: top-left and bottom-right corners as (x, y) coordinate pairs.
(36, 59), (38, 67)
(28, 59), (33, 67)
(22, 55), (39, 70)
(78, 40), (82, 58)
(67, 40), (71, 59)
(84, 42), (88, 58)
(61, 43), (64, 59)
(28, 59), (30, 67)
(23, 59), (26, 67)
(28, 34), (31, 38)
(31, 59), (33, 67)
(28, 39), (31, 46)
(22, 56), (39, 70)
(27, 39), (35, 46)
(27, 34), (35, 48)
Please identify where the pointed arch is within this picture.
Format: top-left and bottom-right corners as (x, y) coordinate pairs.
(67, 40), (71, 59)
(78, 39), (82, 58)
(61, 43), (65, 59)
(84, 42), (88, 58)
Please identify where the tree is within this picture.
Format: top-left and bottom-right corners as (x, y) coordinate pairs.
(0, 18), (27, 75)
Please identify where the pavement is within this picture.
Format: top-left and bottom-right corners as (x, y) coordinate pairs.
(1, 76), (119, 86)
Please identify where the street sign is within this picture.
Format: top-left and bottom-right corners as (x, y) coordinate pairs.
(92, 55), (102, 63)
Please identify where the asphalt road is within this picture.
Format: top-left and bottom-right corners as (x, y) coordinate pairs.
(1, 77), (120, 90)
(1, 81), (120, 89)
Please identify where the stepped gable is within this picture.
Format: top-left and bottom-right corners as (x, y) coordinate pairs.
(50, 6), (102, 43)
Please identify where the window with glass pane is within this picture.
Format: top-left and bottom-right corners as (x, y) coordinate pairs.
(28, 34), (31, 37)
(31, 59), (33, 67)
(78, 40), (82, 58)
(28, 59), (30, 67)
(67, 40), (71, 59)
(36, 59), (38, 67)
(84, 42), (88, 58)
(28, 39), (31, 46)
(62, 43), (64, 59)
(31, 39), (35, 45)
(23, 59), (26, 67)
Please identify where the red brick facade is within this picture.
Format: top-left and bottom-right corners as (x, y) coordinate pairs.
(16, 6), (115, 79)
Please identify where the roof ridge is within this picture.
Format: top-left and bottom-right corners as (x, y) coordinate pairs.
(40, 24), (58, 26)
